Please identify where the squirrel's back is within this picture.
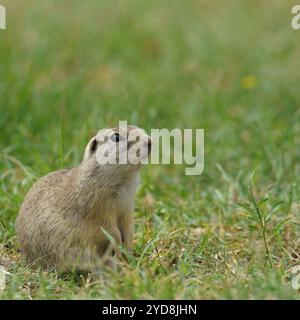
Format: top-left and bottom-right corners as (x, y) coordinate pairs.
(16, 168), (78, 267)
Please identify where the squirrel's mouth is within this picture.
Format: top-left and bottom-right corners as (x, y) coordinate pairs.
(127, 137), (152, 151)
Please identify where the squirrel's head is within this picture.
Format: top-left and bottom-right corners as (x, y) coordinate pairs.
(83, 125), (152, 173)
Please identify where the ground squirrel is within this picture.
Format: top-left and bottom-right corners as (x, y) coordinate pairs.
(16, 125), (152, 273)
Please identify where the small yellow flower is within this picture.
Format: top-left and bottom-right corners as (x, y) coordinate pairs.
(241, 75), (257, 90)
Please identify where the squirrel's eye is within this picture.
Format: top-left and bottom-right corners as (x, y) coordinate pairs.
(111, 133), (121, 143)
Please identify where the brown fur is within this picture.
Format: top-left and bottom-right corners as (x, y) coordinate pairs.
(16, 126), (151, 273)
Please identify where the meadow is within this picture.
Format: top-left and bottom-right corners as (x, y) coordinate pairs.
(0, 0), (300, 299)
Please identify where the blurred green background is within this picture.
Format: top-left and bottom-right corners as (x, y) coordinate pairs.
(0, 0), (300, 299)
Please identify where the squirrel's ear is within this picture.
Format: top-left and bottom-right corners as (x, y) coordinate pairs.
(90, 139), (97, 153)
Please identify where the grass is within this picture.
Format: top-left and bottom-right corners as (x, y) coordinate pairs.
(0, 0), (300, 299)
